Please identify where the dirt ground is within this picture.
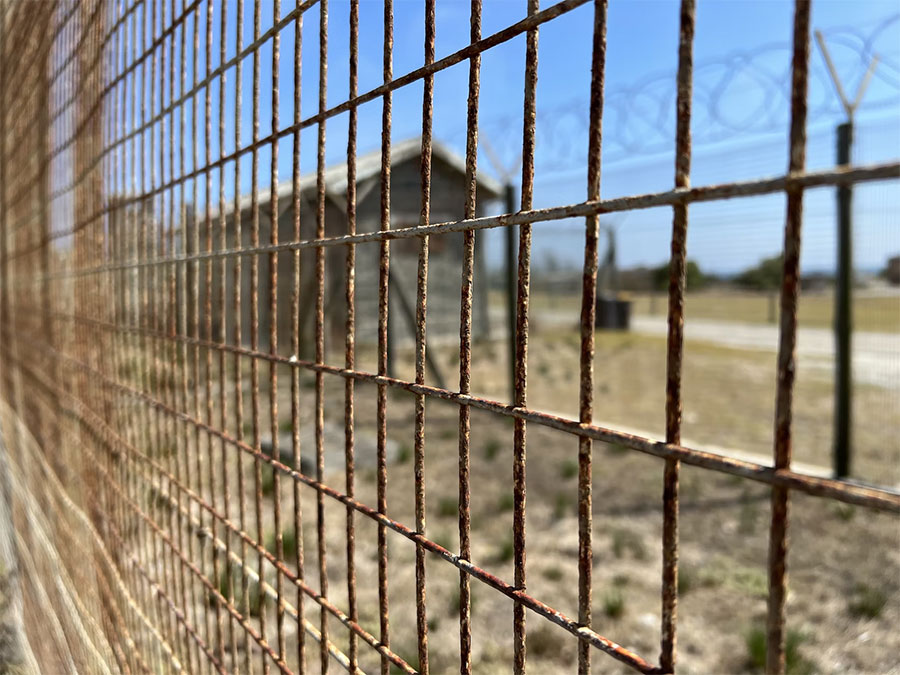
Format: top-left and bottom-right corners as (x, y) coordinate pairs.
(171, 320), (900, 675)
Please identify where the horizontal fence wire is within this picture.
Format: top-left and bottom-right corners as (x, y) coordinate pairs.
(0, 1), (898, 674)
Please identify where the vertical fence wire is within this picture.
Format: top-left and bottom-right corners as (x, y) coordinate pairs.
(290, 2), (307, 671)
(660, 0), (695, 670)
(414, 2), (435, 674)
(314, 2), (330, 672)
(0, 2), (898, 675)
(377, 3), (393, 674)
(576, 2), (607, 673)
(512, 2), (539, 673)
(767, 2), (812, 674)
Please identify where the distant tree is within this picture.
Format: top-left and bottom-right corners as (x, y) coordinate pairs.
(735, 254), (783, 290)
(651, 259), (708, 291)
(880, 255), (900, 285)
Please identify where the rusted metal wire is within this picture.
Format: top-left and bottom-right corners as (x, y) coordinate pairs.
(344, 0), (359, 669)
(315, 2), (330, 672)
(661, 1), (695, 670)
(291, 1), (308, 672)
(414, 3), (434, 674)
(767, 3), (812, 674)
(457, 3), (482, 672)
(577, 3), (607, 673)
(2, 1), (899, 674)
(377, 4), (393, 674)
(513, 3), (539, 672)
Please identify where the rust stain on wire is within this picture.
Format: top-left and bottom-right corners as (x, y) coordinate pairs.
(513, 1), (539, 672)
(414, 2), (434, 673)
(315, 2), (330, 673)
(1, 1), (898, 674)
(767, 2), (812, 674)
(377, 3), (393, 674)
(576, 3), (607, 674)
(660, 1), (695, 671)
(344, 1), (359, 673)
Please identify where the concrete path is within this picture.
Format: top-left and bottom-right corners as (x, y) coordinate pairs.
(507, 304), (899, 391)
(630, 316), (900, 391)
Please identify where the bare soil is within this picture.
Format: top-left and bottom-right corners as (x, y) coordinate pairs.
(188, 324), (900, 674)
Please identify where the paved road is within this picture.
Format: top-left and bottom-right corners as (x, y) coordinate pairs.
(630, 316), (900, 391)
(504, 304), (899, 391)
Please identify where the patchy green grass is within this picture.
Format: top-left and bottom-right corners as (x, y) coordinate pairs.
(605, 441), (628, 455)
(484, 438), (502, 462)
(611, 529), (647, 561)
(745, 625), (813, 674)
(437, 497), (457, 519)
(602, 589), (625, 619)
(553, 492), (573, 520)
(729, 567), (768, 598)
(260, 465), (276, 496)
(678, 567), (696, 595)
(560, 459), (579, 480)
(430, 531), (454, 557)
(542, 566), (564, 582)
(448, 585), (478, 616)
(210, 567), (267, 618)
(848, 583), (888, 619)
(830, 502), (856, 521)
(265, 528), (298, 560)
(497, 493), (515, 513)
(493, 535), (515, 564)
(396, 444), (412, 464)
(388, 644), (420, 675)
(528, 624), (569, 661)
(739, 493), (759, 535)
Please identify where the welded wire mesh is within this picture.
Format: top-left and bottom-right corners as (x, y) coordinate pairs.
(0, 1), (898, 674)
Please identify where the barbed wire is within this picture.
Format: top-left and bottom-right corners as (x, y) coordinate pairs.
(458, 14), (900, 173)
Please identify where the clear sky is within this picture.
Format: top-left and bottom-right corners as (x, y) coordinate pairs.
(127, 0), (900, 275)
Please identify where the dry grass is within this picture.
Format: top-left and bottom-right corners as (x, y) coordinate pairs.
(516, 289), (900, 333)
(234, 395), (898, 674)
(424, 327), (898, 486)
(101, 319), (898, 674)
(202, 325), (899, 674)
(630, 290), (900, 333)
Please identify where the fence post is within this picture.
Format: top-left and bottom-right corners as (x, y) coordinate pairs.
(505, 183), (517, 403)
(834, 121), (853, 478)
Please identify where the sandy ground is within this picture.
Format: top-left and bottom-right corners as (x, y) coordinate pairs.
(499, 306), (900, 391)
(148, 323), (899, 675)
(195, 385), (898, 675)
(3, 315), (896, 674)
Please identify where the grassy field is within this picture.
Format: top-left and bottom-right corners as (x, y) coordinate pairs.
(377, 327), (899, 487)
(515, 288), (900, 333)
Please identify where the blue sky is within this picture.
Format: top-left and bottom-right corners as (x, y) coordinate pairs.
(116, 0), (900, 275)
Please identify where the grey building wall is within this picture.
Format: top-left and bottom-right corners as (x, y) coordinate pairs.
(204, 153), (496, 357)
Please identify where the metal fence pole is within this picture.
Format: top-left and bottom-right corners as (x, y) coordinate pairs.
(505, 182), (517, 403)
(834, 121), (853, 478)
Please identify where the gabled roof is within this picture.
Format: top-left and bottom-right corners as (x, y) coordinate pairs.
(323, 137), (504, 198)
(223, 137), (503, 220)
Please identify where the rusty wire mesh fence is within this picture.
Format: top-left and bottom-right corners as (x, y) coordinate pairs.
(0, 0), (898, 674)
